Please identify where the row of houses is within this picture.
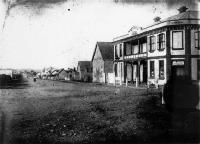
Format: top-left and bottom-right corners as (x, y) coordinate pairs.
(79, 7), (200, 87)
(37, 68), (79, 81)
(37, 64), (93, 82)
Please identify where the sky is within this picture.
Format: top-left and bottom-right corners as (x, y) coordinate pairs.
(0, 0), (199, 70)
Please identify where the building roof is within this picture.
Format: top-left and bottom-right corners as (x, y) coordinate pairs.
(143, 10), (200, 30)
(78, 61), (92, 69)
(164, 10), (199, 21)
(91, 42), (114, 61)
(113, 10), (200, 43)
(51, 68), (66, 76)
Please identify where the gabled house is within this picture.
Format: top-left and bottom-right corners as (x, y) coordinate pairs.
(77, 61), (93, 82)
(50, 69), (69, 80)
(50, 69), (60, 80)
(91, 42), (114, 83)
(41, 67), (55, 79)
(56, 69), (68, 80)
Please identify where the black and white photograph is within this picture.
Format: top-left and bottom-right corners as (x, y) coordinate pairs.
(0, 0), (200, 143)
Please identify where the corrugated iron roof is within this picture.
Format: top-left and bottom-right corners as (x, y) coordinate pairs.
(164, 10), (199, 21)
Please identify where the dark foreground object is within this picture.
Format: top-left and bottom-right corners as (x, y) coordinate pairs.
(162, 76), (200, 143)
(163, 76), (199, 112)
(0, 74), (27, 88)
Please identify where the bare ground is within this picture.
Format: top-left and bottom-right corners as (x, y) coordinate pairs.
(0, 77), (199, 144)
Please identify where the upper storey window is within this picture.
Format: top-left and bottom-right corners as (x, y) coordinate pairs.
(119, 44), (123, 57)
(125, 42), (131, 55)
(149, 36), (156, 52)
(195, 31), (200, 49)
(133, 45), (139, 54)
(172, 31), (183, 50)
(157, 33), (165, 50)
(114, 45), (118, 58)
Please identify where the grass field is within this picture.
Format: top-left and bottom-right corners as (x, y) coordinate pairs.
(0, 78), (199, 144)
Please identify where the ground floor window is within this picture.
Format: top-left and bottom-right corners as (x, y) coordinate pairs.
(126, 63), (132, 81)
(120, 63), (123, 77)
(198, 59), (200, 80)
(150, 61), (155, 78)
(195, 31), (200, 49)
(114, 64), (118, 77)
(159, 60), (164, 79)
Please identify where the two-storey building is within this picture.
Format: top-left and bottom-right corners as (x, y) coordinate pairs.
(113, 9), (200, 86)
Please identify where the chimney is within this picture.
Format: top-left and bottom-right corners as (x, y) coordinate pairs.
(178, 6), (188, 13)
(153, 16), (161, 22)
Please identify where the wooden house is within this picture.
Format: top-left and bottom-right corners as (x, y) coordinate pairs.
(91, 42), (114, 83)
(77, 61), (93, 82)
(56, 69), (68, 80)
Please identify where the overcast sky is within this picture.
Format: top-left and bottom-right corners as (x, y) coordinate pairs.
(0, 0), (199, 69)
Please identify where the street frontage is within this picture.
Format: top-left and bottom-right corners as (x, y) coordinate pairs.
(0, 77), (199, 144)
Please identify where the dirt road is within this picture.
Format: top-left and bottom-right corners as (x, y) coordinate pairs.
(0, 78), (199, 144)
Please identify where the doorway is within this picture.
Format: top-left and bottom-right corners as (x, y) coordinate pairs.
(172, 66), (185, 78)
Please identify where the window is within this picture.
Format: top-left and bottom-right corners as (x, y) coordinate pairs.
(119, 44), (122, 57)
(149, 36), (156, 52)
(195, 31), (200, 49)
(139, 43), (147, 53)
(114, 45), (117, 58)
(139, 44), (143, 53)
(125, 43), (132, 55)
(157, 33), (165, 50)
(124, 43), (126, 56)
(131, 43), (134, 54)
(114, 64), (118, 77)
(159, 60), (164, 79)
(198, 60), (200, 80)
(133, 45), (139, 54)
(172, 31), (183, 50)
(142, 43), (147, 53)
(150, 61), (155, 78)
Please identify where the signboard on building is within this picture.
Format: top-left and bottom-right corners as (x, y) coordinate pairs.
(172, 60), (184, 66)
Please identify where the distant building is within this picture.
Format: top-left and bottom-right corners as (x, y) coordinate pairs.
(91, 42), (114, 83)
(0, 69), (13, 78)
(50, 69), (60, 80)
(41, 67), (55, 79)
(56, 69), (68, 80)
(77, 61), (93, 82)
(113, 9), (200, 86)
(65, 68), (79, 81)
